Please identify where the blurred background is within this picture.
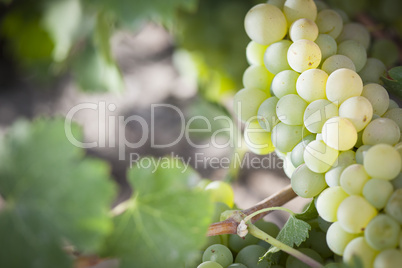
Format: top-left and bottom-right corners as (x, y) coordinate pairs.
(1, 0), (402, 231)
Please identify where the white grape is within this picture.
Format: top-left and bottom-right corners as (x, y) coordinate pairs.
(287, 39), (322, 73)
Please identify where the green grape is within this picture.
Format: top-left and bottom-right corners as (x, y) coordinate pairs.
(211, 202), (231, 223)
(255, 220), (280, 248)
(227, 264), (248, 268)
(244, 4), (287, 45)
(285, 248), (323, 268)
(296, 69), (328, 103)
(321, 54), (356, 74)
(355, 144), (372, 164)
(338, 96), (373, 132)
(315, 9), (343, 39)
(315, 34), (337, 61)
(271, 123), (309, 153)
(271, 70), (299, 98)
(363, 179), (394, 209)
(304, 139), (339, 173)
(243, 65), (274, 92)
(362, 118), (400, 146)
(358, 58), (387, 84)
(325, 150), (356, 186)
(337, 40), (367, 72)
(317, 216), (332, 232)
(234, 88), (269, 123)
(361, 83), (390, 116)
(336, 23), (370, 50)
(364, 144), (401, 180)
(365, 214), (400, 250)
(343, 237), (379, 268)
(325, 68), (362, 104)
(283, 0), (317, 25)
(264, 40), (292, 74)
(258, 96), (279, 131)
(322, 117), (358, 151)
(276, 94), (308, 125)
(340, 164), (370, 195)
(373, 249), (402, 268)
(235, 245), (269, 268)
(244, 121), (275, 155)
(308, 229), (333, 258)
(385, 189), (402, 224)
(317, 186), (349, 222)
(228, 233), (259, 254)
(336, 150), (356, 166)
(289, 18), (319, 42)
(291, 164), (327, 198)
(333, 8), (349, 23)
(314, 0), (329, 11)
(303, 99), (338, 133)
(388, 99), (399, 110)
(203, 244), (233, 268)
(267, 0), (285, 9)
(205, 181), (234, 208)
(283, 152), (297, 178)
(246, 41), (268, 65)
(370, 39), (399, 67)
(326, 221), (360, 256)
(383, 108), (402, 132)
(337, 195), (378, 234)
(198, 261), (224, 268)
(291, 135), (316, 167)
(287, 39), (322, 73)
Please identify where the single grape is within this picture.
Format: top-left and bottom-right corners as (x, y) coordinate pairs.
(244, 121), (275, 155)
(303, 99), (338, 133)
(363, 179), (394, 209)
(243, 65), (274, 92)
(326, 221), (360, 256)
(271, 70), (299, 98)
(291, 164), (327, 198)
(235, 245), (269, 268)
(325, 68), (363, 104)
(385, 189), (402, 224)
(197, 261), (224, 268)
(388, 99), (399, 110)
(264, 40), (292, 74)
(321, 54), (356, 74)
(361, 83), (389, 116)
(287, 39), (322, 73)
(365, 214), (400, 250)
(283, 0), (317, 24)
(314, 0), (329, 11)
(290, 135), (316, 167)
(276, 94), (308, 125)
(338, 96), (373, 132)
(336, 23), (370, 50)
(271, 123), (309, 153)
(317, 186), (349, 222)
(258, 96), (279, 132)
(340, 164), (371, 195)
(363, 144), (401, 180)
(246, 41), (268, 65)
(202, 244), (233, 268)
(343, 237), (379, 268)
(314, 34), (337, 61)
(358, 58), (387, 84)
(362, 118), (400, 146)
(285, 248), (323, 268)
(296, 69), (328, 103)
(205, 181), (234, 208)
(227, 264), (248, 268)
(383, 108), (402, 131)
(355, 144), (371, 164)
(315, 9), (343, 39)
(304, 139), (339, 173)
(283, 152), (297, 178)
(322, 117), (357, 151)
(228, 233), (259, 254)
(244, 4), (287, 45)
(373, 249), (402, 268)
(289, 18), (319, 42)
(370, 39), (399, 67)
(234, 88), (269, 123)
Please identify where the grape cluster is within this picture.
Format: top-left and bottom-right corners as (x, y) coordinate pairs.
(234, 0), (402, 267)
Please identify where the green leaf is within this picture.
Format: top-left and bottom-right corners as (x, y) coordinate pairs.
(0, 119), (116, 268)
(295, 199), (318, 221)
(103, 157), (214, 268)
(381, 66), (402, 99)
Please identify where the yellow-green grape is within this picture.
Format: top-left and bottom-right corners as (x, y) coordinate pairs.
(258, 96), (279, 131)
(343, 237), (379, 267)
(272, 123), (309, 152)
(242, 65), (274, 92)
(289, 18), (319, 42)
(303, 99), (338, 133)
(361, 83), (389, 116)
(325, 150), (356, 187)
(283, 0), (317, 25)
(365, 214), (400, 250)
(205, 181), (234, 208)
(373, 249), (402, 268)
(337, 40), (367, 72)
(385, 189), (402, 224)
(355, 144), (371, 164)
(290, 134), (316, 167)
(197, 261), (224, 268)
(326, 222), (360, 256)
(336, 23), (370, 50)
(362, 118), (400, 146)
(271, 70), (299, 98)
(296, 69), (328, 103)
(364, 144), (401, 180)
(338, 96), (373, 132)
(321, 54), (356, 74)
(340, 164), (370, 195)
(358, 58), (387, 84)
(325, 68), (362, 104)
(234, 88), (269, 123)
(383, 108), (402, 132)
(287, 39), (322, 73)
(315, 34), (337, 61)
(315, 9), (343, 39)
(291, 164), (327, 198)
(244, 121), (275, 155)
(244, 4), (287, 45)
(337, 195), (378, 234)
(264, 40), (292, 74)
(317, 186), (349, 222)
(246, 41), (268, 65)
(370, 39), (399, 67)
(276, 94), (308, 125)
(202, 244), (233, 268)
(267, 0), (286, 9)
(283, 152), (297, 178)
(322, 117), (358, 151)
(304, 139), (339, 173)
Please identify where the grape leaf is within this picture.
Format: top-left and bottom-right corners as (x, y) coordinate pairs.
(0, 119), (116, 268)
(381, 66), (402, 99)
(102, 157), (214, 268)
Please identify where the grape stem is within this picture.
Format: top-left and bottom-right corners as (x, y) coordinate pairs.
(247, 224), (323, 268)
(207, 184), (297, 236)
(243, 206), (295, 223)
